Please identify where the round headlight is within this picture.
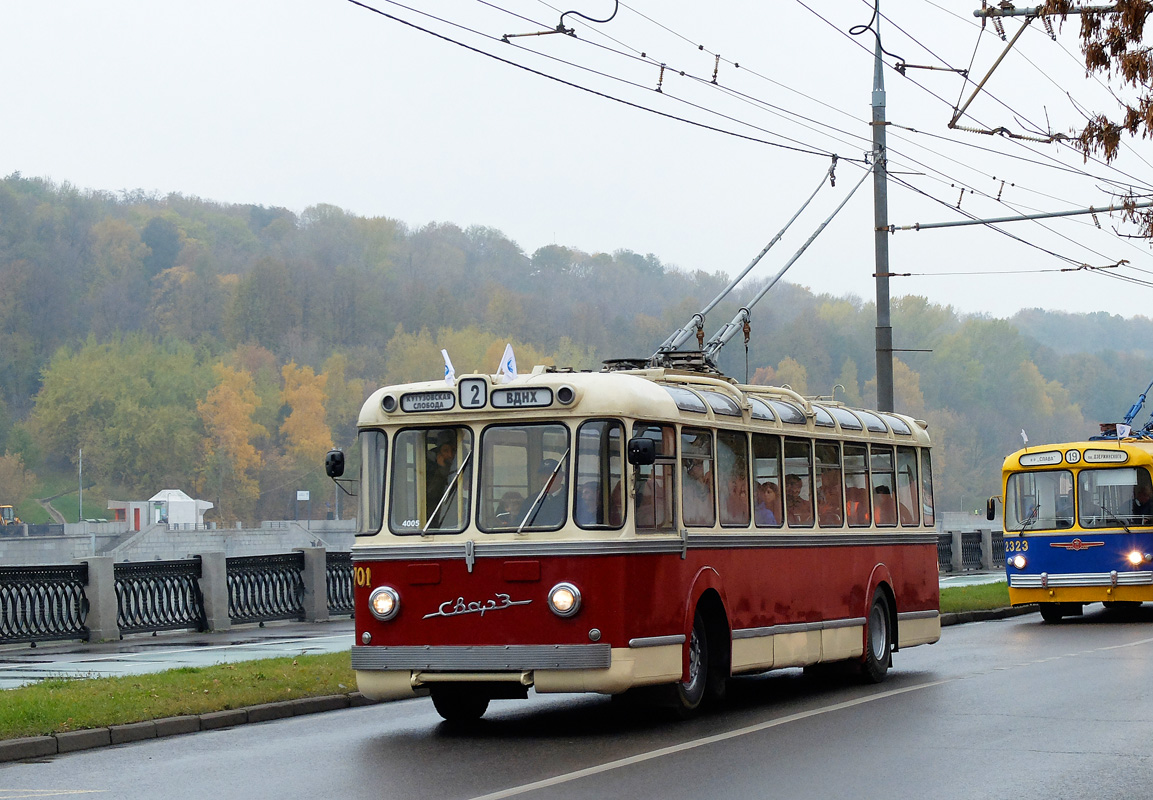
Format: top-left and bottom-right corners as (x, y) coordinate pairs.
(368, 586), (400, 621)
(548, 582), (581, 617)
(1012, 554), (1027, 570)
(1128, 550), (1145, 567)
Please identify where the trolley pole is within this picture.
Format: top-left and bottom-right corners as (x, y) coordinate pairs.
(872, 4), (894, 412)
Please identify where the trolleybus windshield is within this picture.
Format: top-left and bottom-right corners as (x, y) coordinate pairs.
(1005, 469), (1074, 531)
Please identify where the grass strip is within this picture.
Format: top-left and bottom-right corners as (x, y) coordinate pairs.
(939, 581), (1010, 614)
(0, 651), (356, 741)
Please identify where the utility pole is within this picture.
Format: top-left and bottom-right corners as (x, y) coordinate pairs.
(872, 3), (894, 412)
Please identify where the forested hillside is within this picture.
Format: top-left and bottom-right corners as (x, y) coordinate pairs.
(1, 173), (1150, 524)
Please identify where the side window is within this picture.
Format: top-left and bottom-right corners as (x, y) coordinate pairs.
(844, 443), (870, 527)
(783, 438), (814, 527)
(390, 427), (473, 534)
(871, 445), (897, 527)
(681, 428), (716, 527)
(752, 433), (783, 528)
(718, 430), (750, 527)
(635, 422), (676, 532)
(897, 447), (921, 526)
(358, 429), (387, 535)
(921, 450), (935, 526)
(815, 441), (844, 528)
(574, 420), (624, 529)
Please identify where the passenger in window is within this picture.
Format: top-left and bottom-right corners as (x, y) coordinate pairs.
(1133, 484), (1153, 522)
(817, 468), (844, 526)
(873, 485), (897, 526)
(576, 482), (602, 526)
(755, 481), (780, 526)
(519, 459), (567, 527)
(426, 431), (457, 523)
(682, 458), (714, 526)
(724, 475), (750, 525)
(495, 491), (524, 526)
(785, 474), (813, 526)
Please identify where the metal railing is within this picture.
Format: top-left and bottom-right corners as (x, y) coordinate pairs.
(961, 531), (983, 571)
(115, 558), (206, 635)
(991, 531), (1005, 565)
(227, 553), (305, 624)
(326, 551), (354, 616)
(0, 564), (89, 643)
(937, 534), (954, 573)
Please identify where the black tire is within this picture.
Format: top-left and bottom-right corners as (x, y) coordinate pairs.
(861, 591), (892, 684)
(1039, 603), (1065, 623)
(670, 610), (709, 717)
(431, 687), (490, 722)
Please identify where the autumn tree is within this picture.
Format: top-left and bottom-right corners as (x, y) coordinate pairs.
(198, 364), (266, 523)
(1046, 1), (1153, 234)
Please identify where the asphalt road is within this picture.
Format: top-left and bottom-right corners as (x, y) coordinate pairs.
(3, 604), (1152, 799)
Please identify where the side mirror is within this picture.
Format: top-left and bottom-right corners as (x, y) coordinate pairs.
(986, 497), (997, 521)
(627, 437), (656, 467)
(325, 449), (345, 478)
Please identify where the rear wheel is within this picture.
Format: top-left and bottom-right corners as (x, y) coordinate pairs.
(431, 687), (490, 722)
(670, 611), (709, 717)
(861, 590), (892, 684)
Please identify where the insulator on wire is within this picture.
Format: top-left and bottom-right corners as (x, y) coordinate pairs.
(656, 63), (666, 93)
(1043, 16), (1056, 41)
(712, 54), (720, 84)
(993, 17), (1006, 40)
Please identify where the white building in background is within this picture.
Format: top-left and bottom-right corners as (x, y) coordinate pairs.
(108, 489), (214, 530)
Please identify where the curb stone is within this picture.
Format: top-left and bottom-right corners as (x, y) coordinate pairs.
(0, 692), (375, 764)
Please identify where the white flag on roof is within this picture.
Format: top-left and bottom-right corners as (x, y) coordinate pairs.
(441, 349), (456, 387)
(1020, 429), (1029, 446)
(498, 343), (517, 384)
(1118, 424), (1132, 439)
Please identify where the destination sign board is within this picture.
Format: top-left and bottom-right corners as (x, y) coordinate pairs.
(491, 387), (553, 409)
(400, 391), (456, 413)
(1019, 451), (1062, 467)
(1083, 449), (1129, 464)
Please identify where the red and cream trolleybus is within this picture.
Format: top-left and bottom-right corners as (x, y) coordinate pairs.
(325, 361), (941, 721)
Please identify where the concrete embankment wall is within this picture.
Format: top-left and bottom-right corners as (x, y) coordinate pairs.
(0, 520), (357, 565)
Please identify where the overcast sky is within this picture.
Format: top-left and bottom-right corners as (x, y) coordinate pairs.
(6, 1), (1153, 322)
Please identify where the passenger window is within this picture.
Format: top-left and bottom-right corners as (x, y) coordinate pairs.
(897, 447), (920, 526)
(815, 441), (844, 528)
(681, 428), (716, 527)
(752, 433), (783, 528)
(844, 443), (870, 527)
(783, 438), (814, 527)
(718, 430), (750, 527)
(634, 422), (675, 532)
(871, 445), (897, 527)
(574, 420), (624, 529)
(921, 451), (935, 526)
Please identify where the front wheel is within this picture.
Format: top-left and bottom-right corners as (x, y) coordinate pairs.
(861, 590), (892, 684)
(431, 687), (490, 723)
(1039, 603), (1065, 623)
(670, 611), (709, 717)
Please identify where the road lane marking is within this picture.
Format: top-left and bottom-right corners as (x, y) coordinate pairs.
(467, 679), (954, 800)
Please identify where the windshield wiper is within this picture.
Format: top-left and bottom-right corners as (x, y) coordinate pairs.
(423, 449), (473, 533)
(518, 449), (571, 533)
(1017, 503), (1039, 533)
(1097, 501), (1132, 535)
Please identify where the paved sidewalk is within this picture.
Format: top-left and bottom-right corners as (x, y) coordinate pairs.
(0, 617), (354, 690)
